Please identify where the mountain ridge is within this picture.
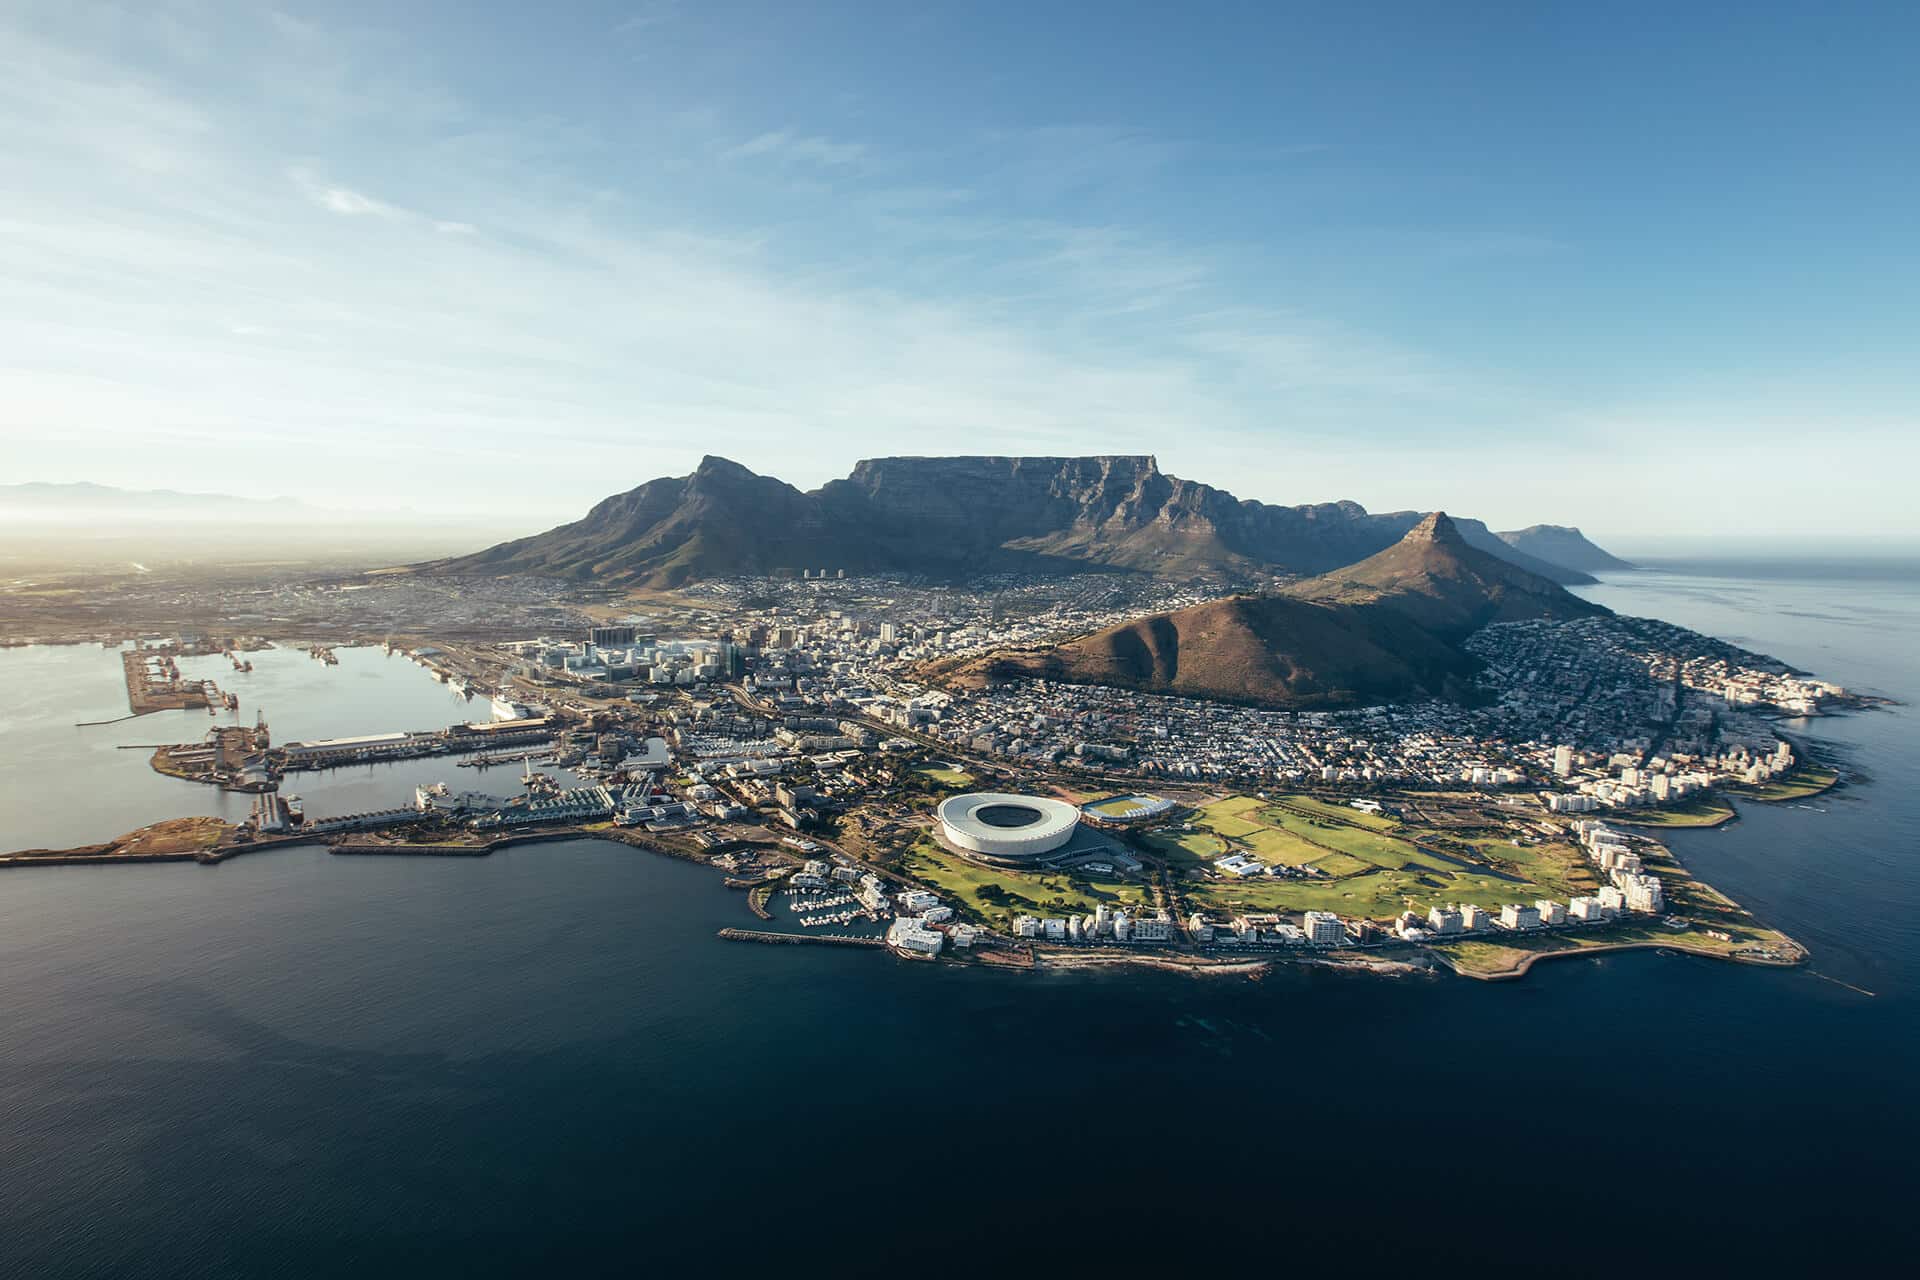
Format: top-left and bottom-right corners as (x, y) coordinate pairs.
(434, 455), (1615, 587)
(1496, 523), (1634, 572)
(923, 512), (1609, 710)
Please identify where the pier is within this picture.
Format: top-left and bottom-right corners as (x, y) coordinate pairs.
(716, 928), (885, 949)
(457, 751), (556, 769)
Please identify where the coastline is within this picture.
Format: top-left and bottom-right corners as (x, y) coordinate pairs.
(0, 821), (709, 870)
(1430, 937), (1806, 982)
(0, 817), (1809, 986)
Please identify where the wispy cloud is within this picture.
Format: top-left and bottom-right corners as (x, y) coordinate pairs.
(290, 167), (476, 234)
(724, 129), (867, 167)
(613, 2), (680, 36)
(4, 2), (1882, 538)
(308, 181), (401, 218)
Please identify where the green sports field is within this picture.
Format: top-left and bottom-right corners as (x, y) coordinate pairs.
(1264, 805), (1454, 871)
(1179, 792), (1584, 920)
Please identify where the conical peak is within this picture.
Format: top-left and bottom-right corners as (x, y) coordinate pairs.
(1404, 511), (1463, 545)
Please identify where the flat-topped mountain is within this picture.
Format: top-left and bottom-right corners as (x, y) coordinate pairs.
(435, 455), (1614, 587)
(1496, 524), (1634, 572)
(925, 513), (1609, 709)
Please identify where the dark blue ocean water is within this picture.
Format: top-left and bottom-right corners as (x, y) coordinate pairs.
(2, 559), (1917, 1275)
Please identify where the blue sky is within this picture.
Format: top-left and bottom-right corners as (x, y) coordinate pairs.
(2, 0), (1914, 538)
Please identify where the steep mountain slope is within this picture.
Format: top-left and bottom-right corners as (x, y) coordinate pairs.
(434, 455), (1612, 588)
(1497, 524), (1635, 573)
(440, 457), (867, 584)
(1450, 517), (1594, 583)
(927, 512), (1609, 710)
(1283, 512), (1609, 636)
(929, 594), (1483, 709)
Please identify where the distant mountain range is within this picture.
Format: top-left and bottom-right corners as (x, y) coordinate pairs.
(436, 455), (1626, 587)
(923, 513), (1609, 709)
(1496, 524), (1634, 572)
(0, 482), (307, 519)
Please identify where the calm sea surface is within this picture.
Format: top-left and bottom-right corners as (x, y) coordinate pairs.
(1, 560), (1917, 1275)
(0, 644), (570, 851)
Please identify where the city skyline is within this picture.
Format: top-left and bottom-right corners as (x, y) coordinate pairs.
(2, 1), (1914, 537)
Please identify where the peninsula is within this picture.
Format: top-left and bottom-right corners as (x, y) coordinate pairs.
(1, 457), (1874, 984)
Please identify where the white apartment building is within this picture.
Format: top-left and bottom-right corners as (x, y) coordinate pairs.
(1302, 911), (1346, 946)
(1499, 903), (1542, 930)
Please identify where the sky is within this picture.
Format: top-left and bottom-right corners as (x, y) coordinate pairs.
(2, 0), (1915, 541)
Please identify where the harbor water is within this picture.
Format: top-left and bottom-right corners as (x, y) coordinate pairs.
(0, 643), (558, 851)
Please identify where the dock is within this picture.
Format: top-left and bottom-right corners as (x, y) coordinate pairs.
(121, 647), (222, 715)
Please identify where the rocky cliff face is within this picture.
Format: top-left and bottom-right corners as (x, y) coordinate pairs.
(435, 455), (1611, 587)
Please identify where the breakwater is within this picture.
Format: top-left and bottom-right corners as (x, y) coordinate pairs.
(716, 928), (885, 949)
(332, 841), (495, 857)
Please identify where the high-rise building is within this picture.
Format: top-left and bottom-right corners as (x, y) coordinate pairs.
(1553, 745), (1573, 777)
(1499, 903), (1542, 930)
(1302, 911), (1345, 946)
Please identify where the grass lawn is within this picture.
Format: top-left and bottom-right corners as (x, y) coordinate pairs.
(1736, 765), (1839, 802)
(1433, 916), (1794, 976)
(1191, 869), (1429, 918)
(1201, 795), (1266, 819)
(1174, 790), (1622, 922)
(1142, 829), (1228, 865)
(902, 838), (1144, 927)
(1461, 839), (1600, 899)
(1262, 806), (1451, 871)
(914, 765), (975, 788)
(1303, 851), (1371, 877)
(1275, 794), (1400, 831)
(1188, 863), (1551, 919)
(1613, 796), (1738, 828)
(1240, 825), (1328, 866)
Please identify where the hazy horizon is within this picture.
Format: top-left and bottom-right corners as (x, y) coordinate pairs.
(3, 1), (1914, 538)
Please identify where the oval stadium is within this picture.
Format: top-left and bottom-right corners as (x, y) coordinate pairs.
(936, 793), (1081, 865)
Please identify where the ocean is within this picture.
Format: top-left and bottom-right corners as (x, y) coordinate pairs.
(1, 556), (1916, 1275)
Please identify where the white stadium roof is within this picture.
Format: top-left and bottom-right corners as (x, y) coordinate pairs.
(936, 793), (1081, 863)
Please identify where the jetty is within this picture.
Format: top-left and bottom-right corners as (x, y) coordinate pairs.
(716, 928), (885, 949)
